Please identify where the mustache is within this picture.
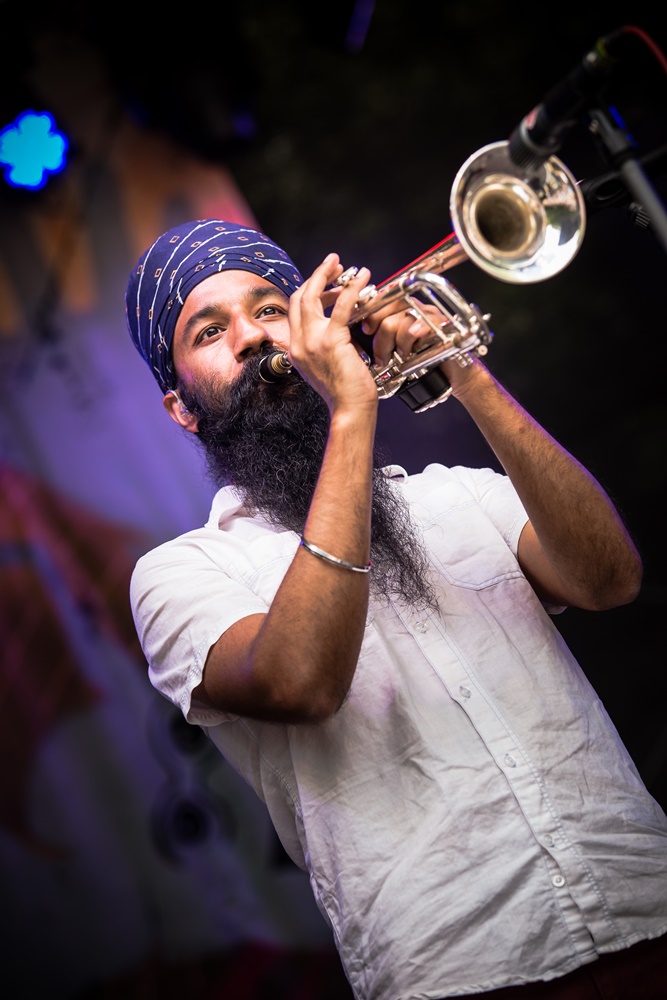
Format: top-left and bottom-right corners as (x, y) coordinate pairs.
(227, 345), (301, 407)
(243, 343), (284, 382)
(179, 344), (300, 422)
(179, 343), (324, 457)
(229, 350), (306, 431)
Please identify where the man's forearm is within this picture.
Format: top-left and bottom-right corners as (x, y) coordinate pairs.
(451, 362), (642, 609)
(243, 407), (377, 720)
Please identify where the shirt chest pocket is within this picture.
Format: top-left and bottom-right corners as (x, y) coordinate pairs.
(224, 530), (300, 605)
(223, 528), (377, 627)
(422, 505), (524, 589)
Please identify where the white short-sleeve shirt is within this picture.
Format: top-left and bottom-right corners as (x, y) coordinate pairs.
(130, 464), (667, 1000)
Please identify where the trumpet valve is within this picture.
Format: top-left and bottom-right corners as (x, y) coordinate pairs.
(335, 266), (360, 286)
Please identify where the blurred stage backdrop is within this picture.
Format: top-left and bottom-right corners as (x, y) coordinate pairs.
(0, 1), (665, 997)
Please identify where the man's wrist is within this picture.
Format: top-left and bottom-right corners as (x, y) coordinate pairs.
(445, 358), (494, 403)
(328, 399), (378, 434)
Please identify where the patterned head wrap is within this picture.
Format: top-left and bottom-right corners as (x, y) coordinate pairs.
(125, 219), (303, 393)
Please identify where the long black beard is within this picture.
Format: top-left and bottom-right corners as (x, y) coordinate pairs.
(178, 351), (438, 611)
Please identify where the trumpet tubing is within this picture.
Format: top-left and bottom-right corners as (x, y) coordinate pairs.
(260, 140), (587, 413)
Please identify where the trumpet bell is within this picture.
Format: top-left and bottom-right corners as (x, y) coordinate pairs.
(263, 139), (588, 413)
(450, 140), (586, 283)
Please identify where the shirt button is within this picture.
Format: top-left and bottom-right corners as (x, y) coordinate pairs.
(459, 685), (471, 699)
(552, 874), (565, 888)
(504, 753), (516, 768)
(543, 835), (554, 847)
(414, 621), (428, 633)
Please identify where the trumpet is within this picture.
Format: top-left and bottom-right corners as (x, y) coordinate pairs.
(259, 140), (586, 412)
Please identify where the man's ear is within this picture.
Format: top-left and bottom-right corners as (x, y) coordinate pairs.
(163, 389), (199, 432)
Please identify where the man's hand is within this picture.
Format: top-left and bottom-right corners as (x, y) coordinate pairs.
(359, 300), (443, 369)
(357, 298), (482, 396)
(287, 254), (379, 417)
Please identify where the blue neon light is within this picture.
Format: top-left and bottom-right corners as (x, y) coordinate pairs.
(0, 111), (68, 190)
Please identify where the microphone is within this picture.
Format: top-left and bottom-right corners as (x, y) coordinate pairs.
(508, 27), (628, 171)
(258, 350), (293, 383)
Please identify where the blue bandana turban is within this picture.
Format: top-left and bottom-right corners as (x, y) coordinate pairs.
(126, 219), (304, 393)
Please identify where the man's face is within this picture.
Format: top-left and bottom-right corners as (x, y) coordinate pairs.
(167, 270), (291, 427)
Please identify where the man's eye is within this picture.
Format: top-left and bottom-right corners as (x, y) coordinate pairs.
(258, 304), (286, 318)
(197, 325), (223, 342)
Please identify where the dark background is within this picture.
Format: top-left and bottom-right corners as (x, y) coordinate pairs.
(2, 0), (666, 801)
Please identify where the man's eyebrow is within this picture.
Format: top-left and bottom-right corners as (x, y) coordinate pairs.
(181, 304), (223, 343)
(181, 284), (289, 344)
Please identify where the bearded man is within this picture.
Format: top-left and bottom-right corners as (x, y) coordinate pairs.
(126, 220), (667, 1000)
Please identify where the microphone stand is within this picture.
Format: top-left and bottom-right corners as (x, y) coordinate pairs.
(583, 103), (667, 254)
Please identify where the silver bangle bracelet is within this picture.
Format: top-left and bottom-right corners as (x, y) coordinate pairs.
(300, 537), (372, 574)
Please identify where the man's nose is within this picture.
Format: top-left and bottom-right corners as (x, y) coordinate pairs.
(233, 316), (273, 360)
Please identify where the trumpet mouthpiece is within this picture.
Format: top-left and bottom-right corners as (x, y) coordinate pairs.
(258, 351), (293, 383)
